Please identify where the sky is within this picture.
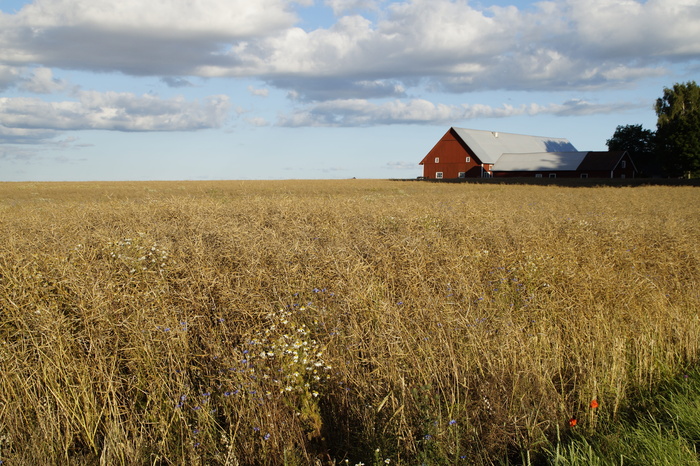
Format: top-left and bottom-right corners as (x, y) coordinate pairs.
(0, 0), (698, 181)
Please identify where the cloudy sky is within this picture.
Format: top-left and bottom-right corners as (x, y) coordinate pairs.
(1, 0), (698, 181)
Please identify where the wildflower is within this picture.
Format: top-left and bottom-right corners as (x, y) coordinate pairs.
(568, 418), (577, 427)
(449, 419), (457, 426)
(263, 433), (271, 440)
(590, 399), (599, 409)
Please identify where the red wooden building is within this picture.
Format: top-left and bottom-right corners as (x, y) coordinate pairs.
(419, 127), (637, 179)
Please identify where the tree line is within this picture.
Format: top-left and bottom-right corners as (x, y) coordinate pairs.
(607, 81), (699, 178)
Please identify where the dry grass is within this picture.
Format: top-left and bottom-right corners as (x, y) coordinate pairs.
(0, 180), (698, 464)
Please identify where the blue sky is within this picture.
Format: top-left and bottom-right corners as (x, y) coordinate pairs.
(1, 0), (698, 181)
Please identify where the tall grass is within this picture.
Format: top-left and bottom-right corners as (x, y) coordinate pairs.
(550, 366), (700, 465)
(0, 180), (698, 464)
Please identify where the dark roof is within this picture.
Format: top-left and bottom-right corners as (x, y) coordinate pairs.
(578, 151), (627, 171)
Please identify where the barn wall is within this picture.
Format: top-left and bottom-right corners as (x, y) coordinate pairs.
(612, 152), (637, 178)
(493, 171), (583, 178)
(421, 129), (483, 179)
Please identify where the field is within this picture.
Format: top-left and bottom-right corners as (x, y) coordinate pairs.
(0, 180), (698, 465)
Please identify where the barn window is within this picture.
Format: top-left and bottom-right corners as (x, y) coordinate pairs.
(621, 174), (626, 179)
(535, 174), (543, 178)
(435, 157), (440, 163)
(458, 172), (465, 178)
(621, 160), (627, 169)
(466, 157), (471, 163)
(549, 173), (557, 178)
(436, 172), (443, 179)
(580, 173), (588, 178)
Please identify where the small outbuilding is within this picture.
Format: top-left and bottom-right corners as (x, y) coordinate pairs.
(419, 127), (637, 179)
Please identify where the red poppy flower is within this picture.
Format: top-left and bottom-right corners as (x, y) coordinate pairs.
(568, 418), (577, 427)
(590, 399), (599, 409)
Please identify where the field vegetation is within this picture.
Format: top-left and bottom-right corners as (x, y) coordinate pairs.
(0, 180), (698, 464)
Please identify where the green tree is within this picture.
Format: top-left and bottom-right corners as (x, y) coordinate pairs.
(655, 81), (700, 178)
(606, 124), (657, 177)
(606, 124), (656, 154)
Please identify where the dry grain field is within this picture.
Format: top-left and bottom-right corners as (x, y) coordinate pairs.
(0, 180), (698, 465)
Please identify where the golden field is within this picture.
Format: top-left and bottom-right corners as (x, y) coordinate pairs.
(0, 180), (698, 465)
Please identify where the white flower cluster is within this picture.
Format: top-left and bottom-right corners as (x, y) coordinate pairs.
(106, 235), (172, 274)
(244, 307), (332, 397)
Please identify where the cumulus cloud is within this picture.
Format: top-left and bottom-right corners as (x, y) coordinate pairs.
(275, 78), (405, 102)
(19, 67), (71, 93)
(324, 0), (379, 15)
(198, 0), (699, 97)
(0, 124), (60, 145)
(0, 91), (231, 133)
(1, 0), (698, 97)
(246, 117), (270, 126)
(161, 77), (194, 88)
(0, 0), (307, 75)
(0, 65), (22, 91)
(278, 97), (642, 127)
(1, 0), (698, 131)
(248, 85), (270, 97)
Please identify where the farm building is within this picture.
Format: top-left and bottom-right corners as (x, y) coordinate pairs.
(419, 127), (637, 179)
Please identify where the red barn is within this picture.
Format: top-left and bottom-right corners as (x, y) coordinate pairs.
(419, 127), (637, 179)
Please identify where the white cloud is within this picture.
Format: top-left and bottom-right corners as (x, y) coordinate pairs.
(324, 0), (379, 15)
(248, 85), (270, 97)
(0, 0), (698, 100)
(19, 67), (71, 93)
(0, 65), (22, 91)
(566, 0), (700, 59)
(0, 124), (60, 145)
(161, 77), (195, 88)
(278, 97), (643, 126)
(9, 0), (301, 38)
(247, 117), (270, 126)
(0, 91), (231, 133)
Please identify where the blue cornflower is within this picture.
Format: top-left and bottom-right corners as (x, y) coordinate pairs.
(449, 419), (457, 426)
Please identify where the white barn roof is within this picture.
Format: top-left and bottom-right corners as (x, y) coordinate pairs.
(452, 127), (578, 164)
(492, 151), (589, 171)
